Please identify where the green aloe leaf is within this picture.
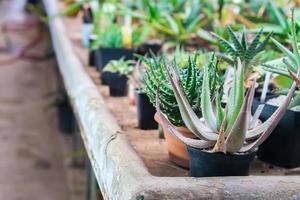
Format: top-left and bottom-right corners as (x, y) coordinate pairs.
(291, 10), (300, 66)
(268, 0), (288, 30)
(165, 14), (179, 34)
(225, 82), (255, 153)
(215, 93), (224, 131)
(271, 38), (297, 65)
(225, 59), (245, 135)
(201, 59), (218, 132)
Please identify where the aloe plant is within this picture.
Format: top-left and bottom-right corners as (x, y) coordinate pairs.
(157, 51), (298, 153)
(144, 53), (222, 126)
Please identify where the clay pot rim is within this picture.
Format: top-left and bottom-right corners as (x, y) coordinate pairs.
(154, 112), (195, 138)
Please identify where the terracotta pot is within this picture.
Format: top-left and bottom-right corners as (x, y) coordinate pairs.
(154, 112), (195, 169)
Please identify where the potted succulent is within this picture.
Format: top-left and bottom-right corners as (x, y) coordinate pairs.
(253, 15), (300, 168)
(144, 52), (220, 168)
(103, 58), (134, 97)
(156, 53), (298, 177)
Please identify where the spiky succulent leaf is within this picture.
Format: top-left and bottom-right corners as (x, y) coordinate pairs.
(245, 29), (263, 61)
(211, 32), (237, 58)
(166, 64), (218, 141)
(241, 32), (247, 50)
(254, 31), (273, 54)
(144, 55), (203, 126)
(227, 26), (245, 58)
(214, 27), (271, 67)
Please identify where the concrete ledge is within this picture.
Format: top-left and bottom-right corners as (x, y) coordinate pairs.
(43, 0), (300, 199)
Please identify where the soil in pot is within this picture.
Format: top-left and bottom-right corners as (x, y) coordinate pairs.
(187, 147), (256, 177)
(107, 72), (128, 97)
(154, 113), (194, 169)
(135, 90), (157, 130)
(252, 98), (300, 168)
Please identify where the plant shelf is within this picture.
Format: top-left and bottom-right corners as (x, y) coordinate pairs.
(43, 0), (300, 199)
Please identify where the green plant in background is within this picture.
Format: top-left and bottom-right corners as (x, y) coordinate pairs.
(122, 0), (210, 47)
(92, 24), (123, 48)
(157, 55), (297, 154)
(58, 0), (99, 17)
(262, 11), (300, 109)
(103, 58), (134, 76)
(212, 27), (272, 79)
(250, 0), (300, 44)
(165, 46), (208, 69)
(144, 53), (222, 126)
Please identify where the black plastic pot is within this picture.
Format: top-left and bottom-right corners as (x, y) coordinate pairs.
(107, 72), (128, 97)
(136, 91), (158, 130)
(95, 48), (134, 85)
(81, 4), (93, 23)
(57, 101), (75, 134)
(137, 43), (161, 56)
(252, 98), (300, 168)
(88, 35), (97, 67)
(95, 47), (134, 72)
(187, 147), (255, 177)
(89, 49), (95, 67)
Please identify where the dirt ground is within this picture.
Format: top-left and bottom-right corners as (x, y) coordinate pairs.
(0, 1), (85, 200)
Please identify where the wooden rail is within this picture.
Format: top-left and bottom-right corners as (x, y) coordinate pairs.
(43, 0), (300, 199)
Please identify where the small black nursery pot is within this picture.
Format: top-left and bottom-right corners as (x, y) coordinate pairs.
(107, 72), (128, 97)
(88, 35), (97, 67)
(95, 48), (134, 72)
(95, 48), (134, 85)
(252, 99), (300, 168)
(81, 4), (93, 23)
(135, 90), (158, 130)
(187, 147), (255, 177)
